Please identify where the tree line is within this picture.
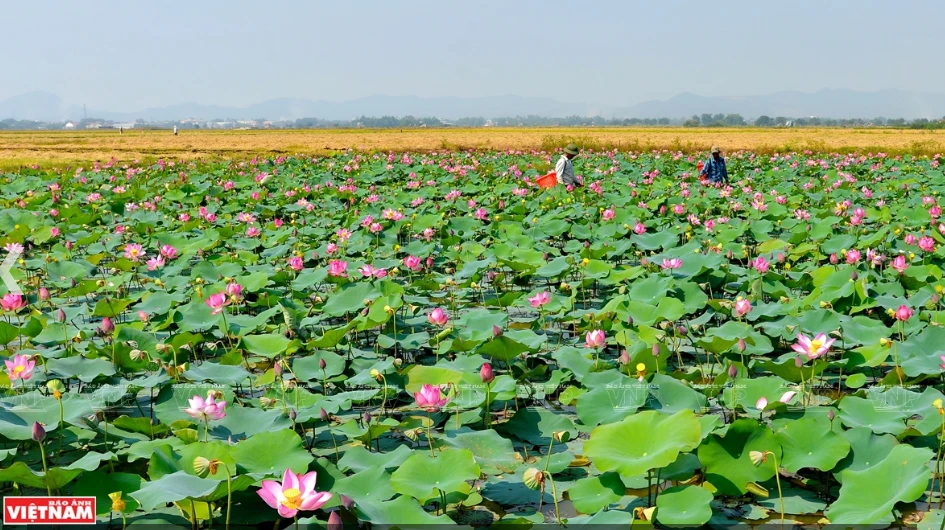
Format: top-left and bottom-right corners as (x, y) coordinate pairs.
(3, 115), (945, 130)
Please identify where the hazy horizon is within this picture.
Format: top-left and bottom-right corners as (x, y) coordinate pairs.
(3, 0), (944, 111)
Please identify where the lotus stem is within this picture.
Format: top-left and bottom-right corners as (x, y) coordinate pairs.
(426, 411), (436, 457)
(38, 441), (51, 496)
(222, 462), (232, 529)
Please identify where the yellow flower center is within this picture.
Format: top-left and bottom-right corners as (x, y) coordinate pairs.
(281, 488), (302, 510)
(13, 366), (24, 373)
(810, 340), (823, 351)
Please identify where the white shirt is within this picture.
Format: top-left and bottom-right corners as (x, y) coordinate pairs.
(555, 155), (576, 185)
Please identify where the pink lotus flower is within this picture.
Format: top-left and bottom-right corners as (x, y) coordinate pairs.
(160, 245), (178, 259)
(358, 264), (387, 279)
(894, 305), (913, 321)
(328, 260), (348, 278)
(146, 256), (166, 271)
(246, 226), (261, 237)
(779, 391), (796, 404)
(528, 291), (551, 308)
(184, 392), (227, 422)
(752, 256), (770, 274)
(919, 236), (936, 252)
(205, 292), (229, 315)
(414, 384), (450, 412)
(633, 223), (646, 235)
(5, 354), (35, 381)
(845, 249), (861, 264)
(791, 333), (836, 360)
(288, 256), (304, 272)
(602, 209), (615, 221)
(404, 255), (422, 271)
(892, 255), (908, 274)
(940, 355), (945, 371)
(661, 258), (682, 270)
(257, 468), (332, 519)
(123, 243), (145, 262)
(905, 234), (917, 246)
(428, 307), (449, 326)
(326, 243), (338, 255)
(733, 298), (752, 318)
(226, 282), (243, 300)
(0, 293), (26, 312)
(585, 329), (606, 349)
(756, 397), (768, 410)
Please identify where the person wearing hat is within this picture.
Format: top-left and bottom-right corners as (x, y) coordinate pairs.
(555, 143), (582, 187)
(700, 146), (728, 184)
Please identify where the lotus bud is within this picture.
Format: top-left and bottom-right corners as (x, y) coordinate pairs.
(493, 325), (503, 337)
(652, 343), (660, 357)
(756, 397), (768, 410)
(677, 325), (687, 336)
(319, 408), (329, 422)
(32, 421), (46, 442)
(828, 409), (835, 421)
(341, 494), (355, 510)
(273, 362), (283, 376)
(523, 468), (545, 490)
(728, 364), (737, 378)
(480, 363), (495, 384)
(851, 271), (858, 281)
(56, 308), (67, 323)
(737, 338), (746, 352)
(328, 511), (342, 530)
(39, 287), (50, 301)
(319, 358), (327, 370)
(289, 409), (297, 421)
(363, 411), (372, 424)
(829, 253), (838, 264)
(100, 317), (114, 335)
(619, 350), (631, 364)
(777, 253), (785, 264)
(66, 241), (74, 251)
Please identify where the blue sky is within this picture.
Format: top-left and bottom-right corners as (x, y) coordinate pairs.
(3, 0), (943, 109)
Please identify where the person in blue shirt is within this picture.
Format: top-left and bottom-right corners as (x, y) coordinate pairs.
(700, 146), (728, 184)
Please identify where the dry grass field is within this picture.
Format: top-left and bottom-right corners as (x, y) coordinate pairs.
(1, 127), (944, 169)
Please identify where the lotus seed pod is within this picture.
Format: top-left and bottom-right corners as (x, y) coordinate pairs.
(523, 468), (545, 490)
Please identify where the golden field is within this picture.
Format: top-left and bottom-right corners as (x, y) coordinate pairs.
(1, 127), (944, 168)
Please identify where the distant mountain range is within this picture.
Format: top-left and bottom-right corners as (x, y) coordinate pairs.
(2, 89), (944, 122)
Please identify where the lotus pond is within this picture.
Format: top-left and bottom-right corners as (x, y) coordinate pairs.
(3, 149), (945, 527)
